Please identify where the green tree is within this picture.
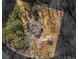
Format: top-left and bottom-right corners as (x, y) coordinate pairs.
(3, 4), (24, 49)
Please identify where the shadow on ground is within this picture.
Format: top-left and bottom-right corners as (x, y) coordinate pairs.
(2, 44), (32, 59)
(2, 0), (16, 25)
